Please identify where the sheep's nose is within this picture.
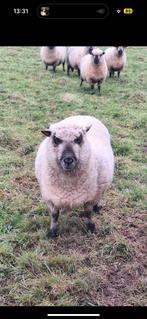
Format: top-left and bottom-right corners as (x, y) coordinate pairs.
(64, 157), (74, 165)
(118, 49), (123, 55)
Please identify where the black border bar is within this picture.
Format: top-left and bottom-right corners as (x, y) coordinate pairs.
(0, 306), (146, 319)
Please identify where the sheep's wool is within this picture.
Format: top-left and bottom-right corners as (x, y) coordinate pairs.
(35, 116), (114, 209)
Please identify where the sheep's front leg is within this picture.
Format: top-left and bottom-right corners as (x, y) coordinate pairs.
(67, 64), (71, 76)
(97, 81), (101, 96)
(80, 78), (83, 86)
(110, 70), (114, 77)
(83, 203), (96, 233)
(45, 63), (48, 70)
(62, 61), (65, 71)
(53, 65), (56, 72)
(89, 84), (94, 95)
(77, 68), (80, 77)
(47, 203), (59, 239)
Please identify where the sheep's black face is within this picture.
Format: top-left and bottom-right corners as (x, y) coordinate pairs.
(117, 47), (123, 57)
(94, 55), (99, 65)
(60, 146), (77, 172)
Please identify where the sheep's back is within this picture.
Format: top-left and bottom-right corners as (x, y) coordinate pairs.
(68, 47), (88, 68)
(56, 46), (67, 61)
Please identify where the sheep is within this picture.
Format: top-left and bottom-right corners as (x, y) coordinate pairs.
(35, 115), (114, 238)
(79, 48), (108, 95)
(66, 46), (94, 76)
(105, 46), (127, 78)
(40, 46), (67, 72)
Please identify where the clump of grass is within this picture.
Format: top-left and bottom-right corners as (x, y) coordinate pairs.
(113, 142), (132, 156)
(42, 255), (78, 275)
(20, 145), (35, 155)
(0, 241), (13, 257)
(128, 189), (145, 202)
(100, 241), (133, 261)
(0, 132), (20, 150)
(132, 115), (147, 129)
(16, 251), (42, 271)
(97, 225), (112, 237)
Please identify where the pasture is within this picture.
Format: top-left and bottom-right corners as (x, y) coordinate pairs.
(0, 47), (147, 305)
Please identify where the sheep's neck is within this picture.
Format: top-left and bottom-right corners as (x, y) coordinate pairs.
(50, 161), (91, 188)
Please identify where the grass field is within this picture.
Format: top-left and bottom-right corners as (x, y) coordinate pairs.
(0, 47), (147, 306)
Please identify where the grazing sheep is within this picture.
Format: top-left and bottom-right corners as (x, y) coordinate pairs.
(105, 46), (127, 78)
(80, 48), (108, 95)
(67, 46), (93, 76)
(40, 46), (67, 72)
(35, 115), (114, 238)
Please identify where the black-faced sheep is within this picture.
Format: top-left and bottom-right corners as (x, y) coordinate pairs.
(40, 46), (67, 72)
(105, 46), (127, 78)
(35, 115), (114, 238)
(80, 48), (108, 95)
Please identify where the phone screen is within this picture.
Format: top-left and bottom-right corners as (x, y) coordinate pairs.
(0, 1), (146, 318)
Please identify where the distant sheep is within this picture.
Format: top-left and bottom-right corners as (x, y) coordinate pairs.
(80, 48), (108, 95)
(66, 46), (93, 76)
(40, 46), (67, 72)
(35, 115), (114, 238)
(105, 46), (127, 78)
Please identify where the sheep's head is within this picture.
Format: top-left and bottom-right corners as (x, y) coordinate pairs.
(115, 46), (125, 57)
(91, 49), (105, 65)
(41, 125), (91, 172)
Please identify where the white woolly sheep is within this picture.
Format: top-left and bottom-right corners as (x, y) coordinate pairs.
(66, 46), (94, 76)
(40, 46), (67, 72)
(80, 48), (108, 95)
(105, 46), (127, 78)
(35, 115), (114, 238)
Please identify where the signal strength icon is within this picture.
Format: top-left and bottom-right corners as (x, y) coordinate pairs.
(116, 9), (121, 14)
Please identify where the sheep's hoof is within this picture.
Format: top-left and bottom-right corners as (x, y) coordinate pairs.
(93, 204), (102, 213)
(86, 221), (96, 233)
(89, 90), (95, 95)
(47, 229), (58, 239)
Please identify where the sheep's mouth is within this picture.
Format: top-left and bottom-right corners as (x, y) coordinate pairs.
(60, 156), (78, 172)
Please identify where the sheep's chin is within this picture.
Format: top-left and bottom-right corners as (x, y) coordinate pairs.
(60, 163), (77, 173)
(57, 160), (78, 173)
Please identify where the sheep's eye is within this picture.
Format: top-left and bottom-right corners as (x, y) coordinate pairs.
(53, 136), (62, 146)
(74, 134), (83, 145)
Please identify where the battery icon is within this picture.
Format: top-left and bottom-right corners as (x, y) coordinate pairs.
(124, 8), (133, 14)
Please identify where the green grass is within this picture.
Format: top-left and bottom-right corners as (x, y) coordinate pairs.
(0, 46), (147, 306)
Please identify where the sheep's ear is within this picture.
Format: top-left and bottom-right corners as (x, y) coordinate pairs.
(41, 129), (52, 137)
(89, 46), (93, 54)
(84, 125), (92, 134)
